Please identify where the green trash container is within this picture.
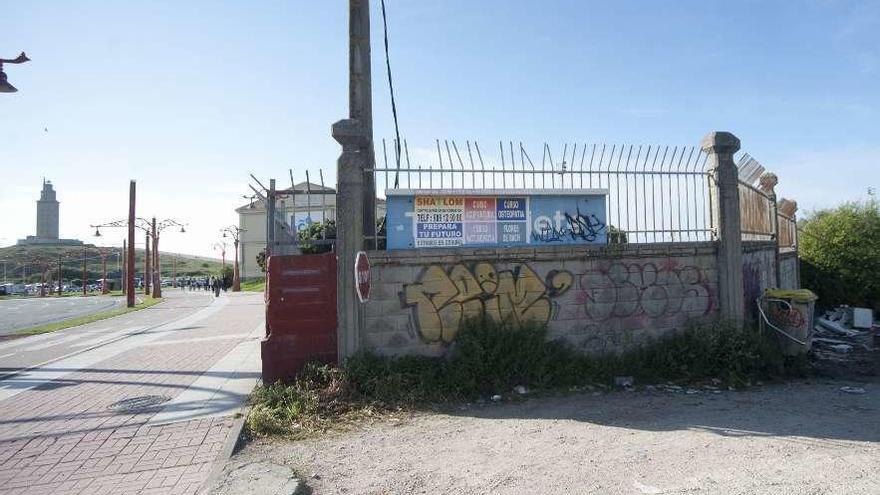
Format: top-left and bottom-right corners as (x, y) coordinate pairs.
(758, 289), (818, 356)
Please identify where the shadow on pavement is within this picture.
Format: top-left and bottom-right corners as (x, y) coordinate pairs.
(446, 378), (880, 444)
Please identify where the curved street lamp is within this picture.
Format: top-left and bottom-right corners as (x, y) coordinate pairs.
(1, 52), (31, 93)
(220, 226), (247, 291)
(92, 217), (186, 298)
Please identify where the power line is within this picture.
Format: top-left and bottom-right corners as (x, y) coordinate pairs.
(380, 0), (403, 189)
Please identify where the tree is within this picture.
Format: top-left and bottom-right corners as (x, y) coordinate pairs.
(256, 248), (267, 273)
(298, 219), (337, 254)
(799, 198), (880, 310)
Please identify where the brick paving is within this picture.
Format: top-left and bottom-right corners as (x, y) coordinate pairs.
(0, 292), (264, 495)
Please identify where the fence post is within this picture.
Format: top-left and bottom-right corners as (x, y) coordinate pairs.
(703, 131), (744, 325)
(759, 172), (780, 288)
(333, 118), (367, 362)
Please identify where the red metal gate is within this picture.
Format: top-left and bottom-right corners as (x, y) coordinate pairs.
(262, 253), (337, 384)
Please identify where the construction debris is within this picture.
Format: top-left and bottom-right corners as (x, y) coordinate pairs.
(812, 305), (878, 376)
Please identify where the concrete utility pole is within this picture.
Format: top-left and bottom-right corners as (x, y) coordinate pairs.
(333, 0), (373, 361)
(127, 181), (136, 307)
(349, 0), (376, 246)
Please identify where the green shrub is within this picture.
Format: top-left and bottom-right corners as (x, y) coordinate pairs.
(799, 198), (880, 310)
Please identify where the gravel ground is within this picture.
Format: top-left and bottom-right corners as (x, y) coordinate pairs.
(211, 378), (880, 495)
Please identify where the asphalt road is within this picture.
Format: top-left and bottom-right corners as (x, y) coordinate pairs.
(0, 296), (124, 336)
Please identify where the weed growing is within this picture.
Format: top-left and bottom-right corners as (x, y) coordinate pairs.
(247, 318), (807, 437)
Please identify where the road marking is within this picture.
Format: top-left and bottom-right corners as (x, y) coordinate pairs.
(0, 297), (228, 400)
(0, 353), (15, 360)
(148, 320), (264, 425)
(20, 332), (94, 352)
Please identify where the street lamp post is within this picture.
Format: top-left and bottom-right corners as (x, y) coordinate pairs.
(128, 181), (136, 307)
(145, 234), (151, 296)
(0, 52), (30, 93)
(213, 241), (227, 271)
(221, 226), (247, 292)
(93, 216), (186, 300)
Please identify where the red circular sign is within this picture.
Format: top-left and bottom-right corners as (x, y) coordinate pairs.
(355, 251), (370, 303)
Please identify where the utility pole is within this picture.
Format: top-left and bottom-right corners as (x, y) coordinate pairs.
(127, 181), (136, 307)
(333, 0), (373, 361)
(351, 0), (375, 246)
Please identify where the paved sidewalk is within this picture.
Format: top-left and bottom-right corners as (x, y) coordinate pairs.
(0, 290), (264, 495)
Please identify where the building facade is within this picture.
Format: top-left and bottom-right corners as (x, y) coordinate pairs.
(236, 181), (384, 278)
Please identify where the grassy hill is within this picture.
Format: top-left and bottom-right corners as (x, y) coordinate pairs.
(0, 244), (225, 285)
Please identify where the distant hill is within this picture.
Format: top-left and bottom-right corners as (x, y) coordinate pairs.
(0, 244), (225, 284)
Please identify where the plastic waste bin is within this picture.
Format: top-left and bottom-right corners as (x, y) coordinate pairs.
(758, 289), (818, 356)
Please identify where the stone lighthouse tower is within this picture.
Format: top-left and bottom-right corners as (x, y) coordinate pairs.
(16, 179), (82, 246)
(36, 179), (60, 240)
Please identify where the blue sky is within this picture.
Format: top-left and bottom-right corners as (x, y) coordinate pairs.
(1, 0), (877, 256)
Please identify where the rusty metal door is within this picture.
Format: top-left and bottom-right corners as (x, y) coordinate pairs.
(262, 253), (337, 384)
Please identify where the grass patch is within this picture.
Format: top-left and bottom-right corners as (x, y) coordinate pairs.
(14, 297), (164, 336)
(247, 318), (808, 438)
(240, 278), (265, 292)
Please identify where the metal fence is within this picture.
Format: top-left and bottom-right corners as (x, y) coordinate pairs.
(369, 139), (714, 244)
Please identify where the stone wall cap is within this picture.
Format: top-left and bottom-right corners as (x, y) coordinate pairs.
(701, 131), (741, 154)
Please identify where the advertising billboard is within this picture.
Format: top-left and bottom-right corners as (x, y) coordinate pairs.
(385, 189), (608, 250)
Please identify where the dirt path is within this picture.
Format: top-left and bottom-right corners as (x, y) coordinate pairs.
(212, 378), (880, 494)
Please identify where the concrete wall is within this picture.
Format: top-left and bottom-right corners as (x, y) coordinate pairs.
(362, 242), (721, 356)
(741, 241), (778, 320)
(779, 251), (799, 290)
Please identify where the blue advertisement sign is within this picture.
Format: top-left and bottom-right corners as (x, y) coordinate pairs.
(385, 190), (608, 250)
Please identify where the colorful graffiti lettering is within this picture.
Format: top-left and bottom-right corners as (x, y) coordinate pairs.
(402, 263), (573, 344)
(577, 262), (712, 321)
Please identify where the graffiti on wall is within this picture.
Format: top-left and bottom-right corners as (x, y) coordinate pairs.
(576, 262), (712, 321)
(531, 207), (607, 243)
(742, 255), (772, 319)
(402, 263), (573, 344)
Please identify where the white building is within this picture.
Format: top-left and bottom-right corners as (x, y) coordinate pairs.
(236, 182), (385, 279)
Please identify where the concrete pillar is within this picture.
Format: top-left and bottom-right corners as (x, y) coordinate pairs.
(703, 131), (744, 324)
(779, 199), (800, 288)
(759, 173), (780, 288)
(333, 118), (367, 361)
